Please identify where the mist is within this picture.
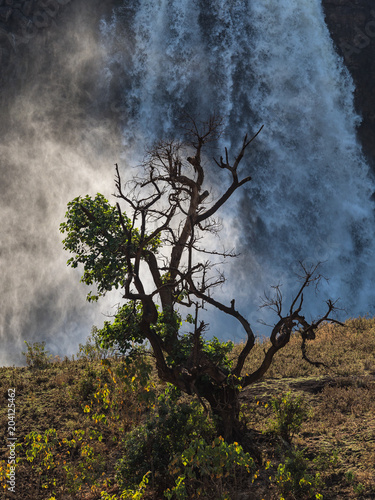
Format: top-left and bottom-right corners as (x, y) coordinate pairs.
(1, 0), (374, 366)
(0, 1), (124, 365)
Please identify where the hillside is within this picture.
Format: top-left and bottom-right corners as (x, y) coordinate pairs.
(0, 318), (374, 499)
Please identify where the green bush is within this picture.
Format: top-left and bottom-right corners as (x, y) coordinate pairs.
(115, 385), (215, 491)
(75, 365), (102, 402)
(100, 472), (150, 499)
(77, 327), (118, 361)
(22, 428), (60, 494)
(269, 391), (308, 443)
(82, 354), (156, 438)
(62, 430), (107, 495)
(21, 427), (109, 497)
(22, 340), (53, 369)
(165, 436), (255, 500)
(272, 447), (324, 499)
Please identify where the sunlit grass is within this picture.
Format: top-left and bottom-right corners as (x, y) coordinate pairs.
(0, 317), (373, 498)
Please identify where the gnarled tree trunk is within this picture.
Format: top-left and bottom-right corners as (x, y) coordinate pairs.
(202, 385), (242, 443)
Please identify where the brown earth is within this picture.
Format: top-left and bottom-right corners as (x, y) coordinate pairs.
(0, 318), (374, 499)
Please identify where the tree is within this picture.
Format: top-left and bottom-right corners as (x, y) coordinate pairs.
(60, 117), (339, 443)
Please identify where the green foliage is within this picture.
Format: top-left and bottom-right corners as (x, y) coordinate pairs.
(75, 365), (107, 402)
(345, 470), (365, 495)
(23, 429), (60, 493)
(84, 355), (155, 435)
(77, 326), (119, 361)
(60, 193), (160, 302)
(155, 308), (183, 344)
(269, 391), (308, 443)
(21, 427), (108, 496)
(271, 448), (324, 500)
(166, 332), (234, 370)
(116, 385), (215, 491)
(97, 303), (148, 354)
(345, 470), (355, 483)
(62, 430), (107, 495)
(97, 303), (233, 371)
(165, 436), (255, 500)
(24, 428), (59, 466)
(22, 340), (53, 369)
(203, 337), (234, 368)
(312, 449), (339, 472)
(100, 472), (150, 499)
(97, 304), (186, 356)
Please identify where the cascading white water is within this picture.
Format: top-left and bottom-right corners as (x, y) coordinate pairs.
(0, 0), (374, 365)
(101, 0), (375, 329)
(237, 1), (375, 320)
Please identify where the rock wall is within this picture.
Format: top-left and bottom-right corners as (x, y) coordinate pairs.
(322, 0), (375, 169)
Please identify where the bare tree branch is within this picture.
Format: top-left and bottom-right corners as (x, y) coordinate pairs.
(64, 116), (341, 442)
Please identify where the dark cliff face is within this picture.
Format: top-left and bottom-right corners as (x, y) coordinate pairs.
(322, 0), (375, 169)
(0, 1), (71, 84)
(0, 0), (113, 87)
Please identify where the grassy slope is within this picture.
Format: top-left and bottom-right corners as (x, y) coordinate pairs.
(0, 317), (374, 499)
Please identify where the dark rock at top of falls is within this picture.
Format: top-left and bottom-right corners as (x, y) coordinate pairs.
(322, 0), (375, 170)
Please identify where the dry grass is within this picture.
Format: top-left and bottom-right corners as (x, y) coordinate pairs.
(0, 318), (374, 499)
(233, 317), (375, 380)
(235, 318), (375, 499)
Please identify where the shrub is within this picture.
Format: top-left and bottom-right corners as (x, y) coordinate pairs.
(83, 354), (156, 436)
(22, 340), (53, 369)
(77, 326), (119, 361)
(272, 447), (324, 499)
(100, 472), (150, 499)
(22, 428), (60, 494)
(21, 427), (108, 497)
(269, 391), (308, 443)
(165, 436), (256, 500)
(75, 365), (103, 402)
(62, 430), (107, 495)
(115, 385), (215, 492)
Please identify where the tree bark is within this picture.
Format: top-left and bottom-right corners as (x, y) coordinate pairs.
(202, 385), (242, 443)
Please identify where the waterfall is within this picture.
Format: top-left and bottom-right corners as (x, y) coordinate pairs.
(101, 0), (375, 327)
(0, 0), (374, 364)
